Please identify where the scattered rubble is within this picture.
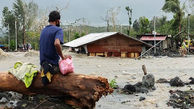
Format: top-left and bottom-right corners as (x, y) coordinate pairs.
(0, 91), (74, 109)
(157, 77), (194, 86)
(167, 90), (194, 108)
(0, 91), (22, 109)
(121, 100), (130, 104)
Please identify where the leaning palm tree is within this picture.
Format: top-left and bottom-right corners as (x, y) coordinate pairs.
(162, 0), (185, 49)
(162, 0), (184, 33)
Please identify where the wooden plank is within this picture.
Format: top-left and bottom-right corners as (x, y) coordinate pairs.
(104, 52), (108, 57)
(96, 53), (104, 56)
(135, 53), (139, 58)
(130, 53), (135, 58)
(121, 52), (127, 58)
(89, 53), (96, 56)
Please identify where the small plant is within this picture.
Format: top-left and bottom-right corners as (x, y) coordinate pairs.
(109, 79), (117, 89)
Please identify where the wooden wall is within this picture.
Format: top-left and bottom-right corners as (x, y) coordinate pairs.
(87, 34), (143, 58)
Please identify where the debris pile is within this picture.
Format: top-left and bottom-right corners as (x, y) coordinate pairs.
(0, 91), (22, 109)
(122, 74), (155, 94)
(0, 91), (74, 109)
(169, 77), (185, 87)
(122, 65), (155, 94)
(167, 90), (194, 108)
(157, 77), (194, 86)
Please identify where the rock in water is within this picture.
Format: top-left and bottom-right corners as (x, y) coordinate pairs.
(170, 77), (185, 87)
(142, 74), (155, 88)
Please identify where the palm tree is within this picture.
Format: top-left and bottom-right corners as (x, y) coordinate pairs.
(125, 6), (132, 36)
(162, 0), (184, 33)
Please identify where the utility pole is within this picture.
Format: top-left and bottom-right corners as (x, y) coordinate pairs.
(153, 16), (156, 55)
(15, 20), (17, 51)
(188, 14), (191, 53)
(68, 29), (70, 42)
(120, 25), (122, 33)
(8, 24), (10, 51)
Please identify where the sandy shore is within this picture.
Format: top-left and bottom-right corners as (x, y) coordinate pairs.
(0, 50), (194, 109)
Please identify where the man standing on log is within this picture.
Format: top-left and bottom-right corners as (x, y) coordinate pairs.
(40, 11), (71, 85)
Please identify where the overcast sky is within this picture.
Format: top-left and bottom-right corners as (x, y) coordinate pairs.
(0, 0), (187, 26)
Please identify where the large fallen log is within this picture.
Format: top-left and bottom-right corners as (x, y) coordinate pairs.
(0, 72), (113, 109)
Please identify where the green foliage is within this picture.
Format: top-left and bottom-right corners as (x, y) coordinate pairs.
(1, 0), (39, 50)
(26, 31), (40, 50)
(129, 28), (138, 37)
(162, 0), (180, 13)
(80, 32), (86, 36)
(2, 7), (16, 36)
(133, 19), (140, 32)
(73, 32), (80, 39)
(73, 32), (86, 40)
(189, 15), (194, 36)
(148, 16), (175, 35)
(139, 17), (150, 34)
(132, 17), (151, 35)
(125, 6), (133, 35)
(10, 40), (15, 51)
(162, 0), (186, 49)
(109, 79), (117, 89)
(162, 0), (184, 33)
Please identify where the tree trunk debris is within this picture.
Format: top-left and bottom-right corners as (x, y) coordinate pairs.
(142, 65), (147, 75)
(0, 72), (113, 109)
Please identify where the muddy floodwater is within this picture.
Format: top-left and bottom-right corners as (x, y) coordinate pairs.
(0, 50), (194, 109)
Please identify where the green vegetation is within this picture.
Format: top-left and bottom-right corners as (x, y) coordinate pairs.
(109, 79), (117, 89)
(0, 0), (194, 51)
(1, 0), (38, 51)
(125, 6), (132, 36)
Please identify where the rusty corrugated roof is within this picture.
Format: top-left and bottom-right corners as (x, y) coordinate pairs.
(140, 36), (167, 41)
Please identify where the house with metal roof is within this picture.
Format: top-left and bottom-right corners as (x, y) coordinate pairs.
(63, 32), (152, 58)
(138, 34), (172, 53)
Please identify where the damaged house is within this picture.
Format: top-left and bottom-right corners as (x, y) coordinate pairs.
(138, 34), (172, 54)
(63, 32), (152, 58)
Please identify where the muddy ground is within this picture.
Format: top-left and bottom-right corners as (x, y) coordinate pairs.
(0, 50), (194, 109)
